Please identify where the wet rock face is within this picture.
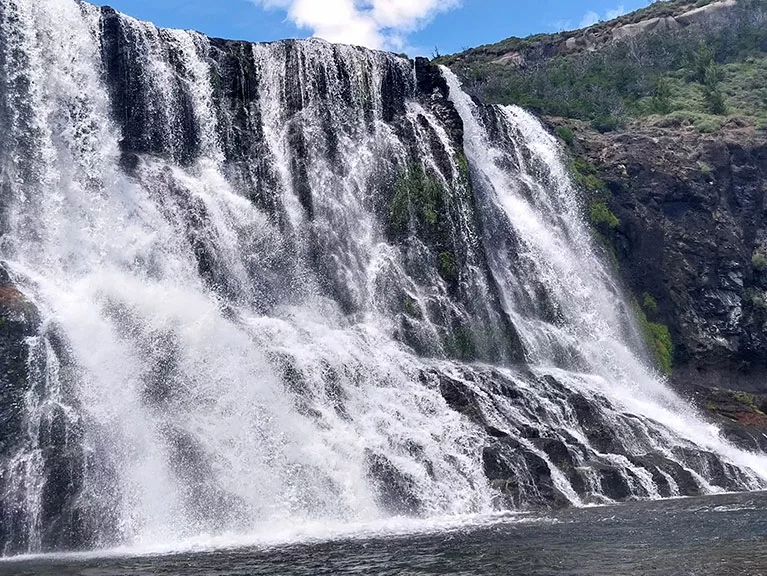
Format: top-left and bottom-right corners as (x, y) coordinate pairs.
(0, 266), (40, 461)
(0, 267), (38, 554)
(429, 366), (742, 509)
(482, 436), (570, 509)
(365, 451), (423, 516)
(0, 268), (111, 554)
(568, 124), (767, 392)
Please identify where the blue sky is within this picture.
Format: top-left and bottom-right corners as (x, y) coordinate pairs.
(100, 0), (651, 56)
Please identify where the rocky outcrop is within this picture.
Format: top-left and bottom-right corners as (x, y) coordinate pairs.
(443, 0), (738, 71)
(550, 119), (767, 394)
(429, 366), (738, 509)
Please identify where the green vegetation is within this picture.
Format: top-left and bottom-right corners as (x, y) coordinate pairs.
(437, 251), (459, 283)
(571, 155), (619, 233)
(589, 200), (620, 230)
(647, 322), (674, 376)
(651, 77), (673, 114)
(438, 0), (767, 131)
(444, 324), (478, 361)
(631, 294), (674, 375)
(555, 126), (574, 146)
(746, 289), (767, 310)
(571, 156), (607, 193)
(388, 163), (444, 236)
(402, 295), (423, 319)
(642, 292), (659, 315)
(752, 247), (767, 271)
(733, 391), (765, 413)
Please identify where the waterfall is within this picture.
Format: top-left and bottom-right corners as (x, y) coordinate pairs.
(0, 0), (765, 556)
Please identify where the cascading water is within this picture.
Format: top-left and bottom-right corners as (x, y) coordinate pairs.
(0, 0), (765, 556)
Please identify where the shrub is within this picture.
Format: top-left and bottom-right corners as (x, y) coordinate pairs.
(591, 115), (624, 133)
(555, 126), (575, 146)
(572, 156), (608, 193)
(703, 86), (728, 115)
(589, 200), (620, 230)
(642, 292), (658, 315)
(752, 248), (767, 271)
(733, 391), (762, 412)
(437, 251), (459, 283)
(746, 289), (767, 310)
(692, 44), (716, 83)
(633, 295), (674, 375)
(693, 117), (720, 133)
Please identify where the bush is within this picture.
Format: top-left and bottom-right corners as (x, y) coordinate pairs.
(692, 44), (716, 83)
(746, 289), (767, 310)
(633, 295), (674, 376)
(444, 1), (767, 128)
(589, 200), (620, 230)
(694, 117), (720, 132)
(591, 115), (624, 133)
(437, 251), (459, 283)
(572, 156), (608, 192)
(753, 248), (767, 271)
(642, 292), (659, 315)
(555, 126), (575, 146)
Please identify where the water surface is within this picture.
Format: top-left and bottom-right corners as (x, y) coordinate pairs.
(4, 491), (767, 575)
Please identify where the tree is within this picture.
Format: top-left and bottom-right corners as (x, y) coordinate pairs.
(701, 62), (727, 115)
(692, 44), (715, 83)
(651, 76), (672, 114)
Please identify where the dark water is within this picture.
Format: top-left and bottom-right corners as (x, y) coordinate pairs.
(3, 491), (767, 576)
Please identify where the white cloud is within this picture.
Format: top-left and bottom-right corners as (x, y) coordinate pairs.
(606, 5), (627, 20)
(579, 4), (627, 29)
(579, 11), (600, 28)
(251, 0), (461, 50)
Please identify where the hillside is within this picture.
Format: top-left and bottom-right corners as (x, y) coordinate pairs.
(438, 0), (767, 132)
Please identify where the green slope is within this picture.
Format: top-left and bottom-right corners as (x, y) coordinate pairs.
(438, 0), (767, 132)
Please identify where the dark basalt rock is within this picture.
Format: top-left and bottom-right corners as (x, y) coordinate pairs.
(483, 436), (569, 509)
(568, 393), (623, 454)
(590, 462), (632, 501)
(0, 267), (41, 554)
(161, 424), (246, 532)
(437, 372), (488, 426)
(629, 453), (701, 497)
(530, 436), (587, 496)
(558, 122), (767, 393)
(365, 451), (423, 516)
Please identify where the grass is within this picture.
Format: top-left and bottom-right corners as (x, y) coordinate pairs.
(733, 391), (765, 414)
(647, 322), (674, 376)
(631, 296), (675, 376)
(555, 126), (574, 146)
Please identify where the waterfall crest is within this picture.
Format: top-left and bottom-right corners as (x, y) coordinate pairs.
(0, 0), (765, 555)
